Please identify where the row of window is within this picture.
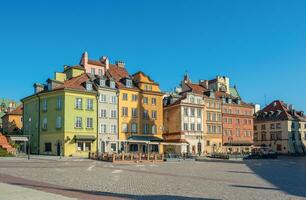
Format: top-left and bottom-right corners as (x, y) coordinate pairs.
(223, 108), (253, 116)
(122, 93), (157, 105)
(183, 123), (202, 131)
(188, 96), (203, 104)
(98, 79), (116, 89)
(45, 141), (92, 152)
(100, 109), (117, 118)
(207, 112), (222, 122)
(99, 94), (117, 104)
(207, 125), (222, 134)
(183, 107), (202, 118)
(255, 123), (281, 131)
(42, 97), (63, 111)
(206, 101), (221, 109)
(223, 118), (252, 125)
(99, 124), (117, 134)
(75, 98), (94, 110)
(121, 107), (157, 119)
(42, 116), (93, 130)
(224, 129), (252, 137)
(121, 123), (157, 134)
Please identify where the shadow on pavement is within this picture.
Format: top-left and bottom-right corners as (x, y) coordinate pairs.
(245, 156), (306, 198)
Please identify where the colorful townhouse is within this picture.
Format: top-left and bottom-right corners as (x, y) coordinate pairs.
(22, 66), (97, 157)
(1, 105), (23, 135)
(80, 52), (164, 154)
(254, 100), (306, 154)
(163, 90), (205, 155)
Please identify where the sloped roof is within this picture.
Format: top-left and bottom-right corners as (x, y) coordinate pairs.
(7, 105), (23, 115)
(255, 100), (306, 122)
(185, 83), (207, 95)
(53, 73), (92, 92)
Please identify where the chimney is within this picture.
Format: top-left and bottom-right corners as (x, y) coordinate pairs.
(199, 80), (208, 89)
(33, 83), (44, 94)
(116, 61), (125, 68)
(100, 56), (109, 70)
(80, 52), (88, 65)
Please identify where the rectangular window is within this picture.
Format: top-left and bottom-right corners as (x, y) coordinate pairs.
(197, 109), (202, 118)
(91, 68), (95, 75)
(207, 125), (211, 133)
(143, 97), (148, 104)
(42, 99), (47, 111)
(197, 124), (202, 131)
(100, 79), (106, 87)
(190, 108), (195, 117)
(42, 117), (47, 130)
(143, 124), (149, 134)
(143, 110), (149, 119)
(110, 81), (115, 88)
(271, 124), (275, 129)
(132, 94), (138, 101)
(261, 124), (266, 130)
(77, 142), (83, 151)
(110, 143), (117, 152)
(100, 124), (107, 134)
(100, 109), (107, 118)
(99, 94), (107, 102)
(45, 143), (52, 152)
(131, 123), (137, 133)
(152, 125), (157, 134)
(207, 112), (211, 121)
(217, 126), (221, 133)
(236, 129), (240, 137)
(212, 113), (216, 121)
(87, 99), (93, 110)
(184, 123), (189, 131)
(56, 97), (62, 110)
(86, 83), (92, 91)
(236, 119), (240, 124)
(110, 110), (117, 118)
(212, 125), (216, 133)
(98, 69), (103, 76)
(75, 98), (82, 109)
(228, 118), (232, 124)
(110, 125), (117, 134)
(122, 107), (128, 117)
(126, 79), (132, 87)
(217, 113), (222, 122)
(152, 110), (157, 119)
(122, 123), (128, 133)
(86, 118), (93, 128)
(152, 98), (156, 105)
(56, 116), (62, 129)
(276, 123), (281, 129)
(122, 93), (128, 101)
(132, 108), (138, 118)
(75, 117), (82, 128)
(190, 123), (195, 131)
(111, 96), (117, 104)
(184, 108), (189, 116)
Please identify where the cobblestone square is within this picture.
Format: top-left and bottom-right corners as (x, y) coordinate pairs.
(0, 156), (305, 200)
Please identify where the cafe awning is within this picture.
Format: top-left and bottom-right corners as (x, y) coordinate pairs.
(74, 135), (96, 141)
(127, 136), (163, 143)
(223, 140), (253, 146)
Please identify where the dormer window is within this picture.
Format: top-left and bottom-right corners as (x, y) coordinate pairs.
(86, 83), (93, 91)
(110, 81), (115, 88)
(100, 80), (106, 87)
(126, 79), (132, 88)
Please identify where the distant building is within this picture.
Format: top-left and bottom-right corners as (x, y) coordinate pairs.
(1, 105), (23, 135)
(0, 99), (20, 129)
(254, 100), (306, 154)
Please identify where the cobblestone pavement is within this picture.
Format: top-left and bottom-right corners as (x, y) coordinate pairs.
(0, 156), (305, 200)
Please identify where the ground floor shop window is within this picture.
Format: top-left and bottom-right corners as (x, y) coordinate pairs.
(111, 143), (117, 152)
(45, 142), (52, 152)
(151, 144), (159, 152)
(130, 144), (138, 152)
(77, 141), (91, 151)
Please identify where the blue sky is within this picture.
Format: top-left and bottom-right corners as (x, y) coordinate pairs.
(1, 0), (306, 111)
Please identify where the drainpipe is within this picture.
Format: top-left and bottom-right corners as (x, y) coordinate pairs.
(37, 95), (41, 155)
(96, 94), (99, 155)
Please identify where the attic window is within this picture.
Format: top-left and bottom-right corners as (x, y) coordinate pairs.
(86, 83), (93, 91)
(110, 81), (115, 88)
(126, 79), (132, 88)
(100, 80), (105, 87)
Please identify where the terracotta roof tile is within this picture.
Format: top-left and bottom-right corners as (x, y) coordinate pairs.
(53, 73), (90, 92)
(185, 83), (207, 94)
(88, 59), (103, 66)
(8, 105), (23, 115)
